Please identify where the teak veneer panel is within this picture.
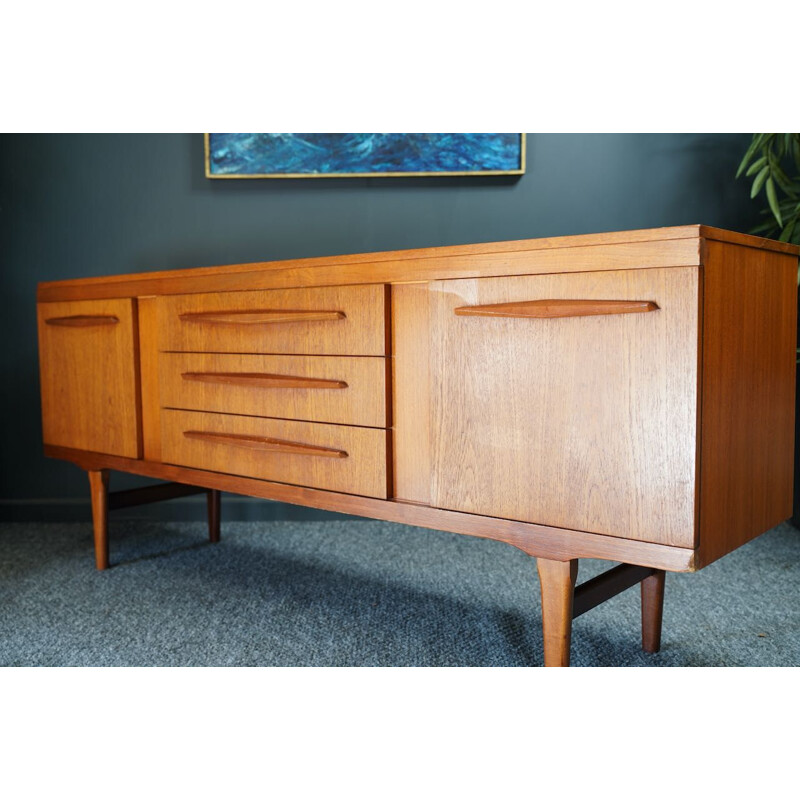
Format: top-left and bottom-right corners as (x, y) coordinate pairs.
(137, 296), (162, 462)
(427, 267), (700, 547)
(160, 353), (388, 428)
(161, 409), (389, 499)
(157, 284), (387, 356)
(392, 283), (433, 504)
(37, 298), (141, 458)
(697, 240), (797, 566)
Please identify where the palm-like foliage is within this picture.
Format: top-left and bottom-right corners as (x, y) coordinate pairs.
(736, 133), (800, 245)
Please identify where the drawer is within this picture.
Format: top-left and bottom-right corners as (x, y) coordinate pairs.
(159, 353), (388, 427)
(425, 267), (700, 547)
(37, 298), (141, 458)
(161, 409), (389, 498)
(158, 284), (387, 355)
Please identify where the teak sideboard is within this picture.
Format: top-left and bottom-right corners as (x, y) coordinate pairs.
(37, 225), (800, 666)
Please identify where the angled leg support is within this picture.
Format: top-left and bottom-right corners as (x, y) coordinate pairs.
(537, 558), (579, 667)
(536, 558), (667, 666)
(87, 472), (222, 569)
(641, 570), (666, 653)
(88, 469), (110, 571)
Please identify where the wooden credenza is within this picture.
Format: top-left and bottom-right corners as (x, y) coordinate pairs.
(37, 225), (800, 666)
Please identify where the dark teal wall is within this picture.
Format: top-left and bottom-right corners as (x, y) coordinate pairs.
(0, 133), (758, 518)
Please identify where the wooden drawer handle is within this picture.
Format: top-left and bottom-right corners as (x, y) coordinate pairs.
(183, 430), (348, 459)
(181, 372), (348, 390)
(179, 310), (346, 325)
(454, 299), (659, 319)
(45, 315), (120, 327)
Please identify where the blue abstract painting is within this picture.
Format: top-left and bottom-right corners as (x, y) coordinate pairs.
(206, 133), (524, 178)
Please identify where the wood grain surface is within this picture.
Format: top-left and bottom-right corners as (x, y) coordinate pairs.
(37, 236), (702, 302)
(37, 298), (141, 458)
(392, 283), (432, 504)
(696, 240), (797, 566)
(537, 558), (578, 666)
(160, 353), (387, 428)
(161, 409), (389, 498)
(88, 469), (110, 570)
(180, 373), (348, 390)
(641, 570), (666, 653)
(38, 225), (799, 304)
(137, 296), (162, 461)
(454, 299), (659, 318)
(182, 430), (349, 459)
(427, 267), (700, 547)
(158, 284), (387, 355)
(44, 314), (120, 327)
(178, 310), (346, 325)
(39, 228), (800, 586)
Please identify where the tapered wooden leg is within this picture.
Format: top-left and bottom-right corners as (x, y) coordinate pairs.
(641, 569), (665, 653)
(88, 469), (110, 571)
(207, 489), (221, 543)
(537, 558), (579, 667)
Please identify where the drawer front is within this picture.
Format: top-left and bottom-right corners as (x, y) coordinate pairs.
(158, 284), (387, 355)
(162, 409), (388, 498)
(159, 353), (388, 427)
(37, 299), (141, 458)
(427, 267), (700, 547)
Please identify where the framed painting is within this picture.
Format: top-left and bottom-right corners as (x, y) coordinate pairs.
(205, 133), (525, 179)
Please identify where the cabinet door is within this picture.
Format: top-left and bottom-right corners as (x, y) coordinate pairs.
(37, 299), (141, 458)
(425, 267), (699, 547)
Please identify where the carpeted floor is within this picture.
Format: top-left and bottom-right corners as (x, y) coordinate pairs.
(1, 518), (798, 666)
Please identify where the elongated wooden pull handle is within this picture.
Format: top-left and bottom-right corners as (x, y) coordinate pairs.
(45, 315), (120, 327)
(182, 372), (348, 390)
(183, 430), (348, 459)
(179, 310), (346, 325)
(454, 299), (659, 319)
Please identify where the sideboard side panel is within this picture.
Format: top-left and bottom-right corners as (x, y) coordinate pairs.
(697, 241), (797, 567)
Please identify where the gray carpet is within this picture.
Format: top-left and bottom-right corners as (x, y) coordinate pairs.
(1, 518), (798, 666)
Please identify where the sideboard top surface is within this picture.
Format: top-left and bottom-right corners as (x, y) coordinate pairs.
(37, 225), (799, 302)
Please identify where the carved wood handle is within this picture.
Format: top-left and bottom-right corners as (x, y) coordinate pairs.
(454, 299), (659, 319)
(45, 315), (120, 327)
(183, 430), (348, 459)
(181, 372), (348, 390)
(179, 310), (346, 325)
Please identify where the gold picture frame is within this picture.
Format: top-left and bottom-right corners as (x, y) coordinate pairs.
(204, 133), (526, 179)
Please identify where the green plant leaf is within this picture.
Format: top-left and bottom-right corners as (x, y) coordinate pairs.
(751, 165), (770, 198)
(750, 219), (780, 236)
(737, 134), (764, 177)
(769, 158), (798, 196)
(766, 178), (783, 226)
(745, 156), (768, 176)
(779, 220), (796, 242)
